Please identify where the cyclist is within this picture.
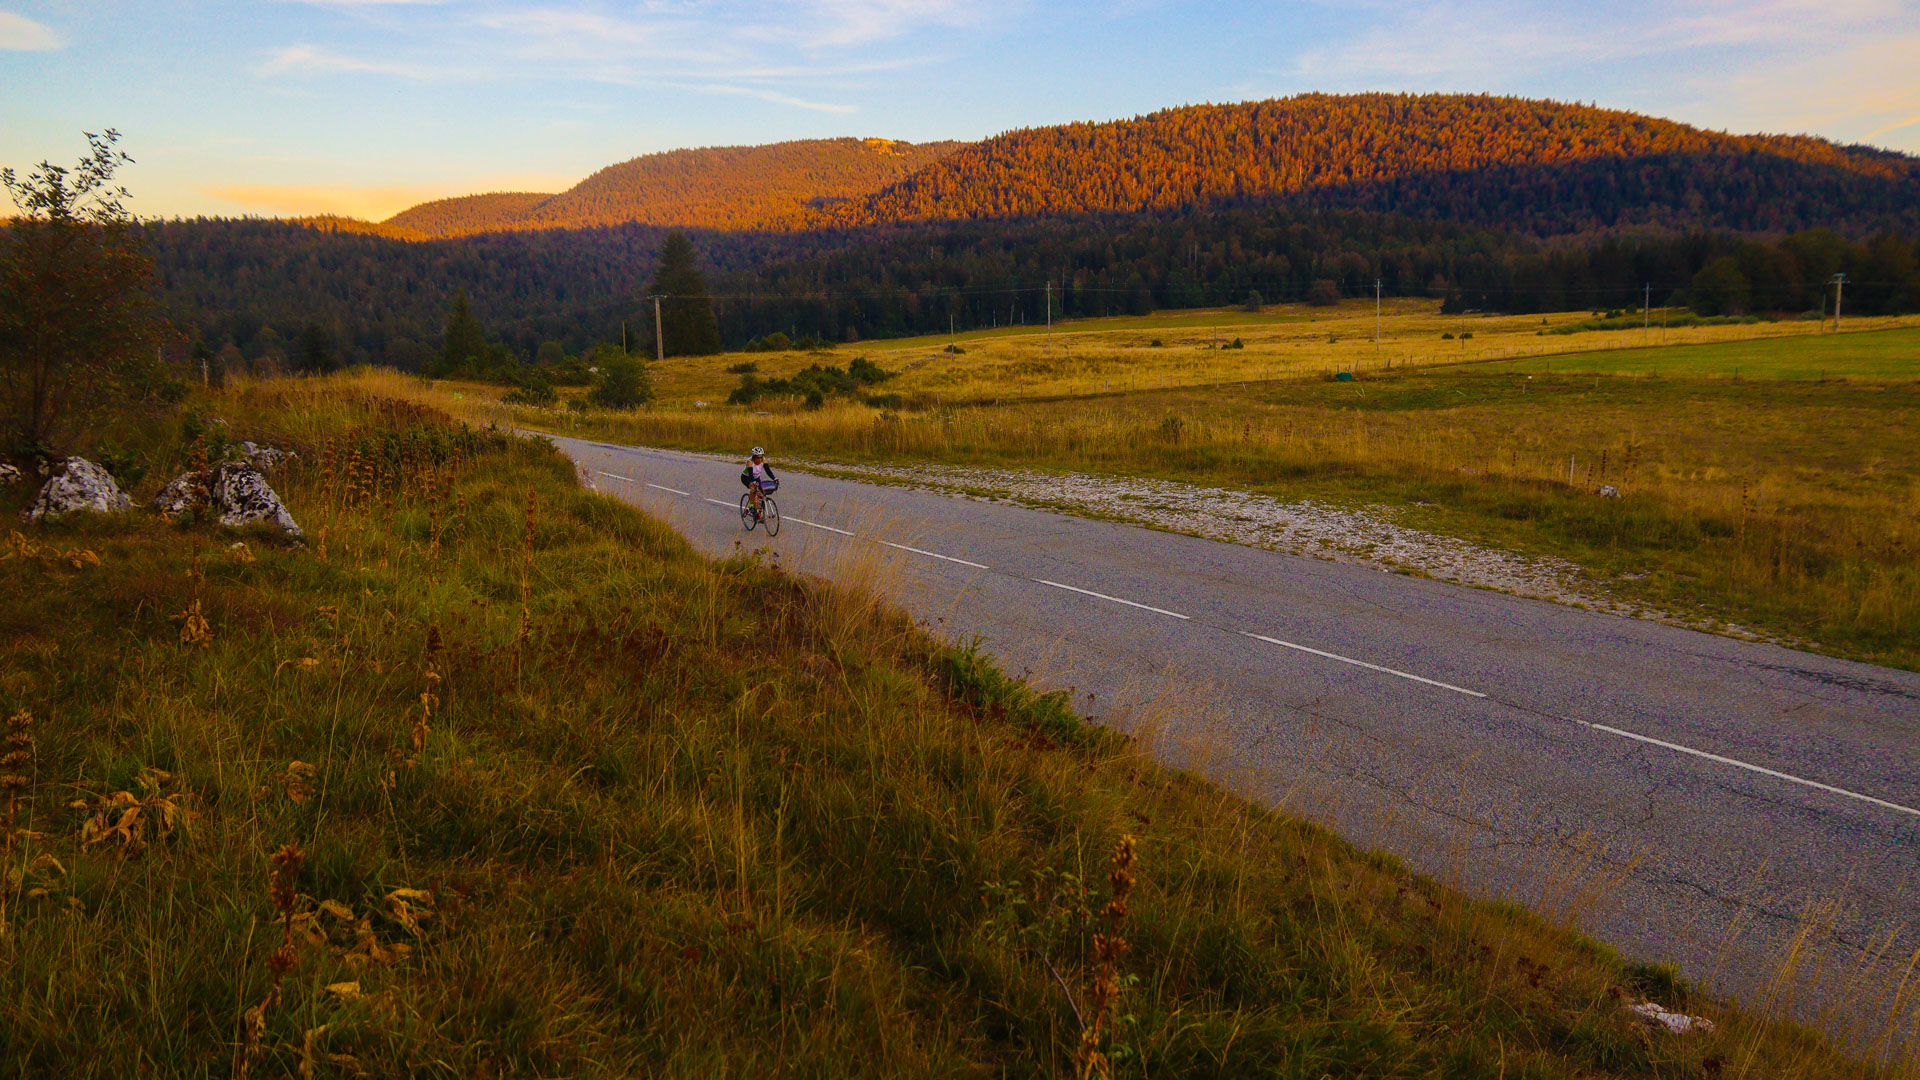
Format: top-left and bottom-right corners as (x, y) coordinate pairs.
(740, 447), (779, 516)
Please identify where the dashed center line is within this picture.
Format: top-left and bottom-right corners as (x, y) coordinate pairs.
(1580, 721), (1920, 819)
(595, 471), (635, 483)
(785, 516), (854, 536)
(1034, 579), (1190, 620)
(880, 541), (988, 569)
(590, 455), (1920, 823)
(1239, 632), (1486, 698)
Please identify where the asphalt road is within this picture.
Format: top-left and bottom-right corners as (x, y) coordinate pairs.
(550, 433), (1920, 1033)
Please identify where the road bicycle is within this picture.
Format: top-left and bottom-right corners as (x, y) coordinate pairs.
(740, 483), (781, 536)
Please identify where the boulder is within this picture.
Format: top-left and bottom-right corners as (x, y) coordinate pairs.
(238, 441), (295, 474)
(0, 463), (21, 486)
(152, 472), (204, 519)
(208, 461), (303, 538)
(1597, 485), (1621, 498)
(151, 462), (302, 539)
(23, 457), (133, 521)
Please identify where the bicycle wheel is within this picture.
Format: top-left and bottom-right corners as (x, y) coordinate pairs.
(739, 492), (758, 531)
(762, 497), (780, 537)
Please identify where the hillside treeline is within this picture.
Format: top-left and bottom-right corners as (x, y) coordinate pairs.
(145, 210), (1920, 369)
(826, 95), (1919, 234)
(387, 138), (961, 237)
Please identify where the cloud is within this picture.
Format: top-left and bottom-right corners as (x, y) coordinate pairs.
(0, 10), (63, 50)
(675, 83), (860, 114)
(254, 43), (444, 78)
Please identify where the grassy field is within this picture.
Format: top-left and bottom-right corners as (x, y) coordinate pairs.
(643, 299), (1920, 407)
(2, 371), (1912, 1076)
(1504, 326), (1920, 380)
(495, 326), (1920, 670)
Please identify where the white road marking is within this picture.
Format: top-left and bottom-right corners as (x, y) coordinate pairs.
(880, 541), (988, 569)
(595, 471), (634, 483)
(786, 516), (854, 536)
(579, 442), (1920, 824)
(1035, 579), (1189, 620)
(1582, 721), (1920, 819)
(1240, 632), (1487, 698)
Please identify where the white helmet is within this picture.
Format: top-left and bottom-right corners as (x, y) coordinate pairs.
(750, 447), (765, 457)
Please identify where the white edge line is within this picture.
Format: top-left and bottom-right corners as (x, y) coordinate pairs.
(645, 482), (690, 495)
(880, 540), (988, 569)
(1240, 632), (1487, 698)
(596, 471), (635, 483)
(1035, 579), (1190, 620)
(703, 498), (736, 508)
(785, 515), (854, 536)
(1584, 722), (1920, 819)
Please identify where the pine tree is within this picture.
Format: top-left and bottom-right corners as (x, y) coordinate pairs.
(295, 322), (336, 374)
(645, 232), (721, 357)
(433, 289), (490, 377)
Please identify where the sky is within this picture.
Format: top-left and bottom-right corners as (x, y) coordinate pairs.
(3, 0), (1918, 222)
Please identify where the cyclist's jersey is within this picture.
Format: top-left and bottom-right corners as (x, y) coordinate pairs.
(747, 462), (777, 486)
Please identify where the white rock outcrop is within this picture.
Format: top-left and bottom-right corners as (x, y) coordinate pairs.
(23, 457), (133, 521)
(0, 463), (22, 486)
(238, 441), (294, 474)
(152, 461), (302, 539)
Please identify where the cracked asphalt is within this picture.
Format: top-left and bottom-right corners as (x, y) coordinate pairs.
(551, 433), (1920, 1031)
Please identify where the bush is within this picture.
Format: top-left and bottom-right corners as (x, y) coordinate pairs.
(587, 358), (652, 410)
(1227, 337), (1245, 349)
(1441, 332), (1455, 340)
(1244, 290), (1264, 312)
(726, 361), (758, 375)
(1307, 279), (1342, 306)
(502, 377), (557, 408)
(944, 343), (966, 354)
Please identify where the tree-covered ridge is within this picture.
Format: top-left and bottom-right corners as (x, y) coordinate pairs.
(827, 94), (1919, 227)
(385, 137), (962, 237)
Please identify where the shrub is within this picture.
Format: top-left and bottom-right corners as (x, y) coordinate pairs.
(1307, 279), (1342, 306)
(587, 358), (651, 410)
(726, 361), (758, 375)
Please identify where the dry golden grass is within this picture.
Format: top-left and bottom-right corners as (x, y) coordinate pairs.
(636, 299), (1920, 407)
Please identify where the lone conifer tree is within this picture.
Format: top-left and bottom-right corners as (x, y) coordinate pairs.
(645, 232), (721, 357)
(432, 289), (490, 378)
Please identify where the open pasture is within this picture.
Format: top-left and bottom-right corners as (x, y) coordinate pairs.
(646, 299), (1920, 406)
(1504, 325), (1920, 380)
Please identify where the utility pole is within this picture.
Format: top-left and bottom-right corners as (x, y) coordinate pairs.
(650, 295), (664, 362)
(1831, 273), (1847, 332)
(1374, 278), (1382, 352)
(1045, 281), (1052, 333)
(621, 321), (627, 353)
(1643, 283), (1650, 344)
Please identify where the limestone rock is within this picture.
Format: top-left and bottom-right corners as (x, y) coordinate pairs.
(151, 462), (302, 539)
(238, 441), (294, 474)
(1597, 485), (1621, 498)
(208, 461), (303, 538)
(152, 472), (204, 519)
(0, 463), (21, 486)
(23, 457), (133, 521)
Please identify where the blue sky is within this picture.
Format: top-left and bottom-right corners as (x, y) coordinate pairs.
(4, 0), (1917, 221)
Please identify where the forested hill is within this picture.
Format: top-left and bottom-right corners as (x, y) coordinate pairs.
(386, 137), (961, 236)
(824, 94), (1920, 234)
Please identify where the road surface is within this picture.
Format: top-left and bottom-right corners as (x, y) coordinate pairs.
(550, 433), (1920, 1037)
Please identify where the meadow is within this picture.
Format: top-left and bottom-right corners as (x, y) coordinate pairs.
(643, 299), (1920, 407)
(487, 308), (1920, 670)
(2, 372), (1913, 1076)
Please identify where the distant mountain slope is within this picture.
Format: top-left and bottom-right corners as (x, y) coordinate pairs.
(826, 94), (1920, 232)
(387, 137), (961, 236)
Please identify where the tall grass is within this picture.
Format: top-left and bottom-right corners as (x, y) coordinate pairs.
(1, 372), (1910, 1075)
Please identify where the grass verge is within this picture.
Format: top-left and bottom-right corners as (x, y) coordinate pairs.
(3, 374), (1908, 1076)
